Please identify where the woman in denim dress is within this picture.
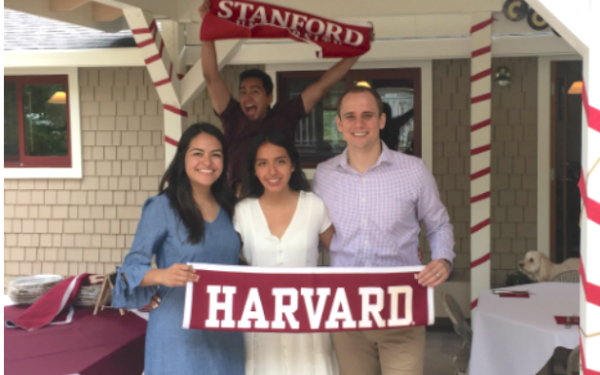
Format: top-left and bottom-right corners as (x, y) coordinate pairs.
(112, 123), (244, 375)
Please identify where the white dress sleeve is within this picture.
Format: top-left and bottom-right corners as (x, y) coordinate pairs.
(314, 194), (333, 234)
(232, 202), (243, 235)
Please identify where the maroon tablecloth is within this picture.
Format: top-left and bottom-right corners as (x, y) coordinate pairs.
(4, 306), (147, 375)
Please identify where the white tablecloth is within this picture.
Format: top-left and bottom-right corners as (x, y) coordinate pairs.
(469, 283), (579, 375)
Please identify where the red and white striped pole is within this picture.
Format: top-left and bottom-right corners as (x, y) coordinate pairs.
(579, 25), (600, 374)
(469, 13), (493, 310)
(123, 9), (186, 167)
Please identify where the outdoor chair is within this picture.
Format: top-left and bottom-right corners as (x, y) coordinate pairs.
(442, 292), (472, 375)
(552, 271), (580, 283)
(566, 346), (580, 375)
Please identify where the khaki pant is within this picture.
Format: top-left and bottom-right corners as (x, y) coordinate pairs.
(332, 326), (425, 375)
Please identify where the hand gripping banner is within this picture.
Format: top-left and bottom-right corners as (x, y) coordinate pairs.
(183, 264), (434, 333)
(200, 0), (372, 58)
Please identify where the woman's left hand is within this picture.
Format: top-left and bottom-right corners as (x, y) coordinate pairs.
(140, 294), (162, 312)
(417, 259), (451, 287)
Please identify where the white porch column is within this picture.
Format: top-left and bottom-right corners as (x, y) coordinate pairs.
(524, 0), (600, 372)
(469, 12), (493, 310)
(123, 9), (186, 168)
(579, 2), (600, 371)
(580, 51), (600, 375)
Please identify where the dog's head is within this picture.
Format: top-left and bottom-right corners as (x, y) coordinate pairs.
(518, 251), (543, 276)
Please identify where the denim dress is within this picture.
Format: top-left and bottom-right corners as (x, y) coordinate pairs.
(112, 194), (245, 375)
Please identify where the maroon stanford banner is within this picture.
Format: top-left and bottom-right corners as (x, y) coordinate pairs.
(200, 0), (372, 58)
(183, 264), (434, 333)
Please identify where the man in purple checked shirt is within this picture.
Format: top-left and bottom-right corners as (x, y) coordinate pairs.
(312, 86), (455, 375)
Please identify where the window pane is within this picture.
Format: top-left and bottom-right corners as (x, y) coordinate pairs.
(22, 84), (69, 156)
(4, 81), (20, 162)
(291, 80), (346, 154)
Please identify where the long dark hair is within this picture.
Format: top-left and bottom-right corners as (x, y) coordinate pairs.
(240, 130), (310, 199)
(159, 123), (236, 244)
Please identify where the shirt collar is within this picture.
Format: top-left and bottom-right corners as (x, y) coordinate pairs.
(337, 141), (394, 173)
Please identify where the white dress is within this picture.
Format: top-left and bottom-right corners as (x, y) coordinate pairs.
(233, 191), (339, 375)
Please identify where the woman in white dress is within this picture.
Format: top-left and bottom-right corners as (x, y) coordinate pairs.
(234, 130), (338, 375)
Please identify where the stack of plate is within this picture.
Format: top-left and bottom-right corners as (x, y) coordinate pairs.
(73, 284), (102, 307)
(8, 275), (64, 305)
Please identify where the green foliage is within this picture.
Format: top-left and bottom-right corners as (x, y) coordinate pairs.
(22, 84), (68, 157)
(505, 270), (535, 286)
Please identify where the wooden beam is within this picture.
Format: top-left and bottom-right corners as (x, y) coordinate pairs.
(181, 39), (244, 107)
(92, 2), (123, 22)
(184, 35), (574, 66)
(4, 48), (143, 68)
(49, 0), (89, 12)
(179, 0), (503, 22)
(93, 0), (178, 21)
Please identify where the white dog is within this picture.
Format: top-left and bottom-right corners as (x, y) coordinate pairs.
(518, 251), (579, 282)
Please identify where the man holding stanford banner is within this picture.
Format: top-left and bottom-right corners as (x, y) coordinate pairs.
(199, 0), (371, 193)
(313, 86), (455, 375)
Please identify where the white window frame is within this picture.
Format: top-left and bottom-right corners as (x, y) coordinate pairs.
(537, 54), (583, 257)
(4, 67), (82, 179)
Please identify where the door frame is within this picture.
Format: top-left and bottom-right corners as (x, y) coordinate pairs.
(537, 55), (582, 260)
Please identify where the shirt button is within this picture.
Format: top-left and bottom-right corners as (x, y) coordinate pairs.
(362, 219), (367, 224)
(362, 178), (365, 182)
(364, 240), (368, 245)
(361, 198), (365, 203)
(366, 261), (370, 266)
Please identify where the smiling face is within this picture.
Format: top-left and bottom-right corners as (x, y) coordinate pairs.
(254, 141), (294, 195)
(337, 91), (386, 152)
(239, 77), (273, 121)
(184, 132), (224, 189)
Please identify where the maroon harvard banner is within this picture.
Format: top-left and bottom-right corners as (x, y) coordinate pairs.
(200, 0), (372, 58)
(183, 264), (434, 333)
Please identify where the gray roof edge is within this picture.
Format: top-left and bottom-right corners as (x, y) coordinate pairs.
(4, 9), (136, 51)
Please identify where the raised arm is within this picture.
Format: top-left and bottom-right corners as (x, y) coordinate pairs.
(200, 1), (231, 115)
(301, 56), (359, 114)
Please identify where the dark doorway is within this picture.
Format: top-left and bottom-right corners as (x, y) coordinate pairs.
(551, 61), (582, 262)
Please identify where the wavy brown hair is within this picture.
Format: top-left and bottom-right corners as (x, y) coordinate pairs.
(159, 123), (236, 244)
(240, 130), (310, 199)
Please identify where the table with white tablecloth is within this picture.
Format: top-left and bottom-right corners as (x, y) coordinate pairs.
(469, 283), (579, 375)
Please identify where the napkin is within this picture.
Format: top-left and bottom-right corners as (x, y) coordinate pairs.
(5, 274), (104, 331)
(498, 291), (530, 298)
(554, 316), (579, 326)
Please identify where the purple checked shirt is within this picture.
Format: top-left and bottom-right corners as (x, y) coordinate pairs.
(313, 143), (455, 268)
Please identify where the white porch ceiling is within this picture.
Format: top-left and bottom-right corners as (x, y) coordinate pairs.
(6, 0), (504, 34)
(6, 0), (571, 63)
